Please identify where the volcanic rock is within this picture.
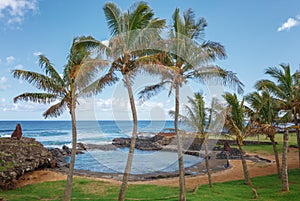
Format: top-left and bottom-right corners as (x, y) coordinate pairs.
(10, 124), (22, 140)
(0, 137), (55, 190)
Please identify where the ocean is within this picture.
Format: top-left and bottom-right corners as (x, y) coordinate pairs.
(0, 121), (203, 174)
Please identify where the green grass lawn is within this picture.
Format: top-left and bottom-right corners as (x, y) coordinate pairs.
(1, 170), (299, 201)
(214, 133), (298, 155)
(243, 133), (298, 155)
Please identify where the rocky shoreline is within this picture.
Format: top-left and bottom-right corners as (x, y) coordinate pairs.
(0, 135), (273, 190)
(0, 138), (55, 190)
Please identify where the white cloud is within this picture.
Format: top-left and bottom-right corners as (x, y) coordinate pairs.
(0, 101), (49, 113)
(33, 51), (42, 56)
(0, 76), (10, 90)
(138, 101), (164, 111)
(76, 97), (170, 120)
(0, 0), (38, 26)
(14, 64), (23, 69)
(102, 40), (109, 47)
(277, 17), (300, 32)
(6, 56), (15, 64)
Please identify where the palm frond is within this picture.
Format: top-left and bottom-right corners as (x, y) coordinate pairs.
(73, 37), (110, 55)
(129, 2), (153, 31)
(168, 110), (189, 122)
(43, 99), (67, 118)
(279, 110), (293, 123)
(39, 55), (64, 86)
(64, 36), (100, 87)
(183, 8), (208, 40)
(13, 93), (57, 104)
(103, 2), (123, 36)
(224, 113), (241, 137)
(12, 70), (63, 94)
(138, 82), (167, 103)
(136, 61), (174, 81)
(255, 79), (286, 99)
(199, 41), (227, 61)
(223, 93), (244, 131)
(191, 66), (244, 94)
(74, 58), (110, 90)
(172, 8), (184, 36)
(184, 104), (200, 130)
(79, 72), (119, 96)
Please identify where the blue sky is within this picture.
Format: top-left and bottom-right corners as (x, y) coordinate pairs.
(0, 0), (300, 120)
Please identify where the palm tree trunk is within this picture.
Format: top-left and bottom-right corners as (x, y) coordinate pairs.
(281, 130), (289, 192)
(63, 99), (77, 201)
(175, 84), (186, 201)
(297, 129), (300, 169)
(293, 117), (300, 169)
(296, 124), (300, 169)
(204, 139), (213, 188)
(118, 74), (138, 201)
(270, 136), (281, 178)
(237, 143), (252, 185)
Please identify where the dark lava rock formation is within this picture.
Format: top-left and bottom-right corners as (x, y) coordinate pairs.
(0, 137), (55, 190)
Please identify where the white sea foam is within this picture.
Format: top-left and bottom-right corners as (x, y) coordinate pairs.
(0, 134), (11, 138)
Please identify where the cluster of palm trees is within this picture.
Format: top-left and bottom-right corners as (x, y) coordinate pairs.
(179, 63), (300, 197)
(248, 64), (300, 191)
(223, 64), (300, 193)
(10, 2), (299, 201)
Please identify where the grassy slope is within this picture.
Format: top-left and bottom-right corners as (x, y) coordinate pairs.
(0, 170), (299, 200)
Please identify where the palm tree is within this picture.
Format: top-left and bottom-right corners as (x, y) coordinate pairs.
(245, 89), (281, 177)
(12, 36), (114, 201)
(255, 64), (300, 191)
(170, 92), (218, 188)
(223, 93), (252, 185)
(139, 8), (243, 200)
(102, 2), (165, 200)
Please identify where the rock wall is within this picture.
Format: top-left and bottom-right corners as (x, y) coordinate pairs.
(112, 136), (274, 152)
(0, 137), (55, 190)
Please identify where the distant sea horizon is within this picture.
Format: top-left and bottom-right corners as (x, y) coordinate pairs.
(0, 120), (177, 148)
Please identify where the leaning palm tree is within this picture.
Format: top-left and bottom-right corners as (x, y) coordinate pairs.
(139, 8), (243, 201)
(245, 89), (281, 178)
(12, 36), (114, 201)
(223, 93), (253, 186)
(255, 64), (300, 191)
(102, 2), (166, 200)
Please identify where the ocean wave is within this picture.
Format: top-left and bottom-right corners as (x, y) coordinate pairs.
(0, 134), (11, 138)
(0, 129), (13, 133)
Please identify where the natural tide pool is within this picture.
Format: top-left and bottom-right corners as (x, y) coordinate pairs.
(69, 148), (203, 174)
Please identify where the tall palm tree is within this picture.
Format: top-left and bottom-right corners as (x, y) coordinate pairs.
(223, 93), (252, 185)
(255, 64), (300, 191)
(245, 89), (281, 177)
(139, 8), (243, 201)
(12, 36), (114, 201)
(102, 2), (166, 200)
